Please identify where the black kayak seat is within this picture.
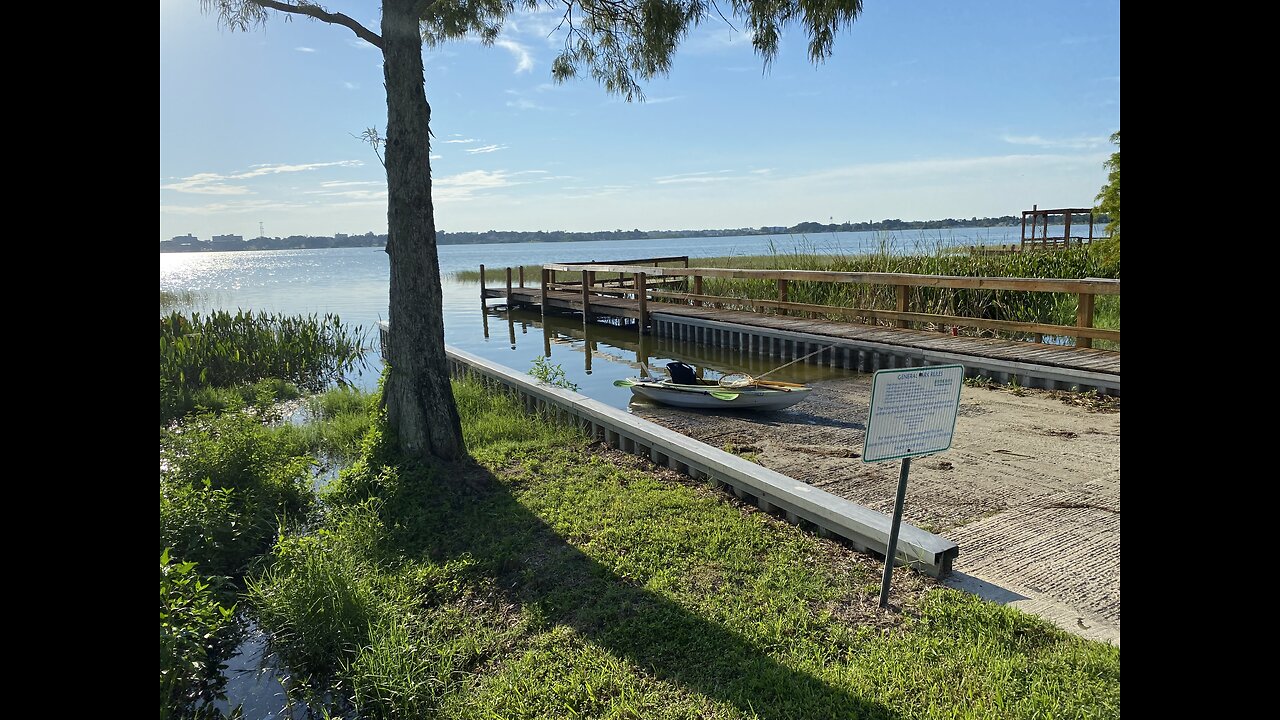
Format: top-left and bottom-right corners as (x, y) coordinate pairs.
(666, 362), (699, 385)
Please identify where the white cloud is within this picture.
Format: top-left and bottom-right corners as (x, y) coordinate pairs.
(237, 160), (362, 178)
(161, 173), (252, 195)
(653, 170), (736, 185)
(343, 81), (358, 90)
(320, 180), (383, 188)
(162, 161), (365, 194)
(1001, 134), (1110, 150)
(160, 199), (309, 214)
(444, 138), (478, 144)
(434, 169), (532, 201)
(506, 98), (545, 110)
(306, 189), (389, 201)
(466, 144), (508, 154)
(494, 39), (534, 74)
(295, 47), (316, 53)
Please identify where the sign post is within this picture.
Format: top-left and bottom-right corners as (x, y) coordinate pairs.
(863, 364), (964, 608)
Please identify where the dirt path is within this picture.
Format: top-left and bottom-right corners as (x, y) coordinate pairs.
(632, 376), (1120, 645)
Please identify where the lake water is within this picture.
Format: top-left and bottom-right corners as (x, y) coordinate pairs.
(159, 227), (1065, 409)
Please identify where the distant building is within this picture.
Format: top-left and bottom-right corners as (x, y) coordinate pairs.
(335, 233), (348, 240)
(210, 234), (244, 251)
(170, 233), (199, 245)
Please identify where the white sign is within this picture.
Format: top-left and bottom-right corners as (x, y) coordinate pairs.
(863, 365), (964, 463)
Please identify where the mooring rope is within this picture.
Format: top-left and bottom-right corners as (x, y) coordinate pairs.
(717, 343), (837, 388)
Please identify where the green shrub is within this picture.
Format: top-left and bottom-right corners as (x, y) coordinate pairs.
(161, 411), (314, 576)
(160, 549), (239, 720)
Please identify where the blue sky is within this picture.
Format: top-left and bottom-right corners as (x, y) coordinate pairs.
(159, 1), (1120, 241)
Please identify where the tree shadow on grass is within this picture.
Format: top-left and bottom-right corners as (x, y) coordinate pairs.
(380, 458), (899, 720)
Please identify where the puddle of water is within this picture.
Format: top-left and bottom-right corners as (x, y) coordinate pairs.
(214, 622), (313, 719)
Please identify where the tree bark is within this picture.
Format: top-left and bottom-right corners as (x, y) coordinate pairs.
(380, 0), (464, 463)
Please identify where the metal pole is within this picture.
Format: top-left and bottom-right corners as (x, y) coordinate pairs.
(879, 456), (912, 608)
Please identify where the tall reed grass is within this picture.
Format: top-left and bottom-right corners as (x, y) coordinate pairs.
(693, 245), (1120, 335)
(160, 310), (368, 422)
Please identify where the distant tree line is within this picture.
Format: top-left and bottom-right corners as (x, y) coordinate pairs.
(160, 214), (1112, 253)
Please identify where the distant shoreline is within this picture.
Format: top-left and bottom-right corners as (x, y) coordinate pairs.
(159, 215), (1103, 253)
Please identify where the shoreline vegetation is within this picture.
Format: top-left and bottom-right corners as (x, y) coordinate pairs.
(159, 214), (1111, 253)
(160, 306), (1120, 719)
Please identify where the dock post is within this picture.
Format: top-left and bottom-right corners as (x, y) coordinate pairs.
(479, 264), (486, 300)
(519, 266), (525, 288)
(506, 267), (513, 303)
(581, 269), (592, 324)
(778, 279), (788, 316)
(637, 272), (648, 333)
(540, 268), (548, 318)
(895, 285), (909, 329)
(1076, 292), (1095, 349)
(693, 275), (703, 307)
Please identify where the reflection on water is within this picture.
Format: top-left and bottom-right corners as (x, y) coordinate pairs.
(480, 304), (859, 411)
(159, 242), (891, 404)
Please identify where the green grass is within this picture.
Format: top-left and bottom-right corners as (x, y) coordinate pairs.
(245, 380), (1119, 719)
(161, 288), (204, 312)
(454, 264), (545, 283)
(274, 387), (378, 463)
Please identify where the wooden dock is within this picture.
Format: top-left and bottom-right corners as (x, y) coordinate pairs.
(479, 256), (1120, 394)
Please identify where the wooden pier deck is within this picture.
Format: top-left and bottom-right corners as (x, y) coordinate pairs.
(478, 257), (1120, 392)
(490, 287), (1119, 377)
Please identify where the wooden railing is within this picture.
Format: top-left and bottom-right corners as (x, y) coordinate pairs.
(541, 263), (1120, 350)
(479, 256), (688, 304)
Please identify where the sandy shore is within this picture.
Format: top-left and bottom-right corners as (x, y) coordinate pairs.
(632, 376), (1120, 645)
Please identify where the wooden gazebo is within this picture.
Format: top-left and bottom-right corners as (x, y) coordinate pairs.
(1021, 205), (1095, 250)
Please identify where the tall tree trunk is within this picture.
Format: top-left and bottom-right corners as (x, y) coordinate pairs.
(380, 0), (464, 463)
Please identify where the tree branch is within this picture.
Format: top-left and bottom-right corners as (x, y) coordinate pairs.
(250, 0), (383, 49)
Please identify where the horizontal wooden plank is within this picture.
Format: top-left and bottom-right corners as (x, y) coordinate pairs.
(542, 264), (1121, 295)
(645, 290), (1120, 342)
(556, 255), (689, 266)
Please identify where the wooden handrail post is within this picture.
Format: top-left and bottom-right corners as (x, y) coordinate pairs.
(519, 266), (525, 288)
(895, 285), (909, 328)
(1077, 292), (1095, 349)
(693, 275), (703, 307)
(479, 264), (486, 299)
(540, 268), (548, 318)
(778, 279), (788, 316)
(637, 272), (648, 330)
(581, 269), (592, 324)
(505, 267), (513, 302)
